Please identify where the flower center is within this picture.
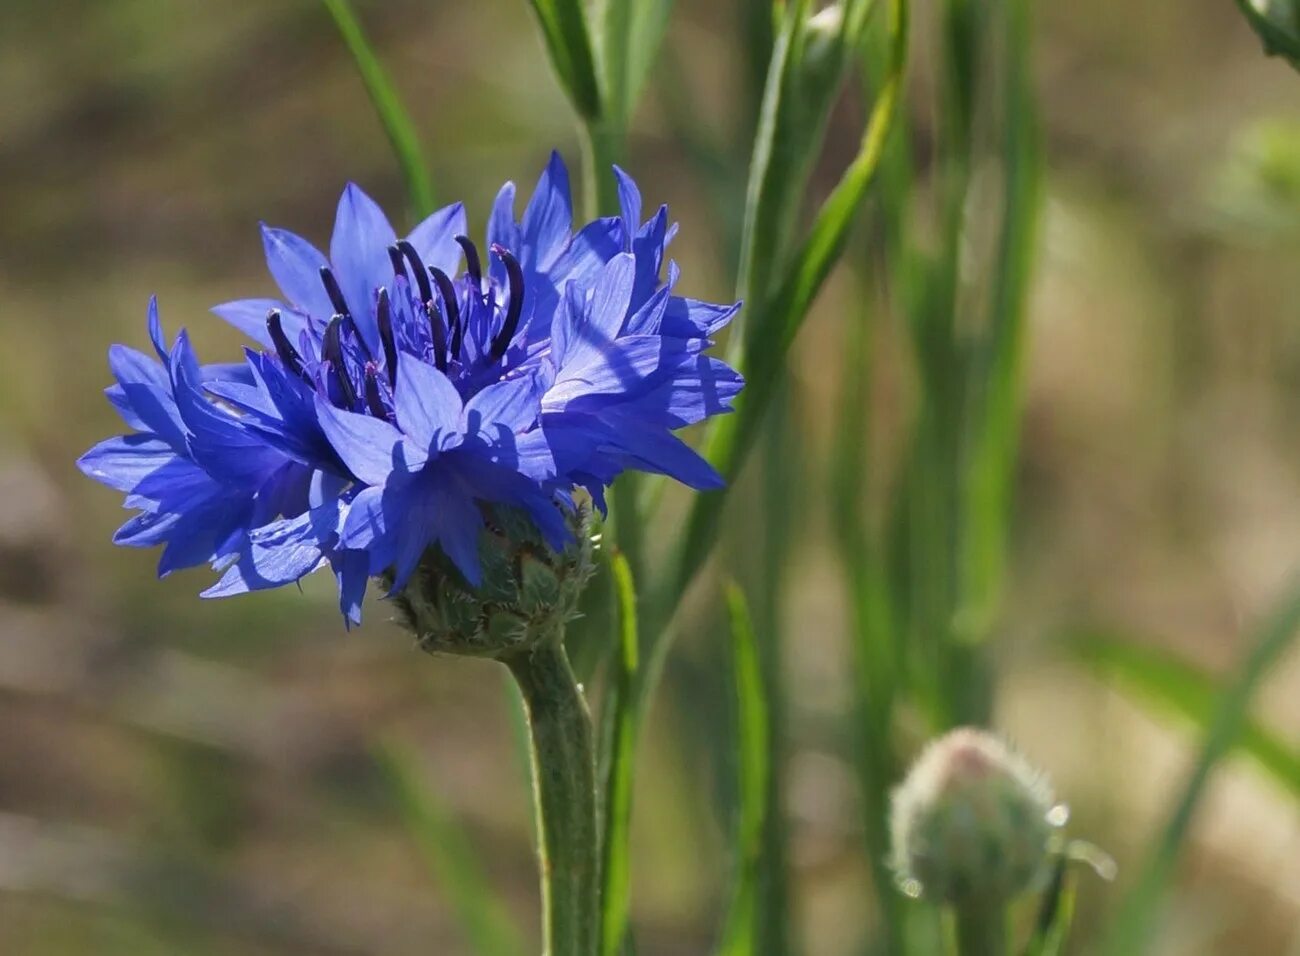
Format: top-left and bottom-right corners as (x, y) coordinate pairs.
(262, 238), (528, 422)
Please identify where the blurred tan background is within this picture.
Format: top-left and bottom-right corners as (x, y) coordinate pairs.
(2, 1), (1299, 953)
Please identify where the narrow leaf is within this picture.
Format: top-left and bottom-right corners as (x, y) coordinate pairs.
(600, 551), (641, 956)
(955, 0), (1041, 642)
(527, 0), (603, 120)
(596, 0), (674, 130)
(372, 739), (527, 956)
(1073, 633), (1300, 798)
(716, 582), (770, 956)
(1025, 858), (1076, 956)
(1103, 578), (1300, 956)
(667, 0), (910, 602)
(321, 0), (436, 217)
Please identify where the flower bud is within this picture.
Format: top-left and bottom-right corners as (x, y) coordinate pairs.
(889, 727), (1063, 905)
(387, 501), (595, 660)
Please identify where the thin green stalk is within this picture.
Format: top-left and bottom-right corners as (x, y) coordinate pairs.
(582, 118), (625, 219)
(832, 281), (904, 948)
(507, 643), (600, 956)
(599, 553), (640, 956)
(1104, 578), (1300, 956)
(951, 903), (1006, 956)
(716, 583), (770, 956)
(663, 0), (910, 612)
(321, 0), (435, 218)
(372, 739), (527, 956)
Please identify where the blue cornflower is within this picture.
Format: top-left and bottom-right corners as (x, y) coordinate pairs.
(79, 154), (743, 626)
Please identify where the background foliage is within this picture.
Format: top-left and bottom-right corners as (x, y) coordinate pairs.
(2, 1), (1300, 953)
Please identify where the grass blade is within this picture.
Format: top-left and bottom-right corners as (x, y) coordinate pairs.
(600, 551), (641, 956)
(595, 0), (674, 131)
(526, 0), (602, 120)
(321, 0), (435, 217)
(1025, 858), (1076, 956)
(1103, 578), (1300, 956)
(716, 582), (770, 956)
(372, 739), (527, 956)
(955, 0), (1040, 643)
(667, 0), (910, 603)
(1073, 632), (1300, 798)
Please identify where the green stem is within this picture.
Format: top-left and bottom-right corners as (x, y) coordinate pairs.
(507, 643), (600, 956)
(952, 902), (1007, 956)
(582, 118), (625, 218)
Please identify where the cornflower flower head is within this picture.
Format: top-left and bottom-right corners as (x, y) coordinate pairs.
(79, 154), (743, 648)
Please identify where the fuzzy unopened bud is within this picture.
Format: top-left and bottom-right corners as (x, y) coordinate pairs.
(387, 501), (595, 660)
(890, 727), (1063, 905)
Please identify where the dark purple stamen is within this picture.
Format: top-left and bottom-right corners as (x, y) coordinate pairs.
(387, 245), (407, 278)
(375, 288), (399, 386)
(319, 267), (350, 317)
(396, 240), (434, 305)
(266, 309), (306, 379)
(363, 364), (388, 420)
(322, 315), (357, 407)
(455, 235), (483, 291)
(430, 266), (463, 361)
(488, 244), (525, 361)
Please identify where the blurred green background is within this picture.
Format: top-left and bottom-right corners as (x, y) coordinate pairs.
(2, 1), (1300, 953)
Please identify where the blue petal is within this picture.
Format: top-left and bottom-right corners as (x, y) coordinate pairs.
(661, 296), (740, 338)
(169, 333), (284, 485)
(333, 549), (369, 625)
(545, 217), (623, 291)
(261, 225), (334, 318)
(146, 296), (169, 363)
(623, 284), (671, 336)
(462, 371), (544, 435)
(78, 435), (180, 494)
(596, 411), (724, 490)
(109, 344), (186, 451)
(395, 354), (463, 451)
(613, 355), (744, 428)
(424, 475), (483, 587)
(561, 253), (635, 371)
(329, 183), (396, 354)
(545, 335), (706, 410)
(521, 151), (573, 271)
(157, 495), (251, 576)
(210, 298), (290, 347)
(339, 484), (388, 551)
(406, 201), (468, 276)
(487, 181), (520, 252)
(202, 498), (342, 597)
(612, 165), (642, 248)
(315, 397), (409, 486)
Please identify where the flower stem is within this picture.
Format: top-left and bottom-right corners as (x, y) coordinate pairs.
(507, 641), (599, 956)
(952, 901), (1007, 956)
(582, 117), (624, 218)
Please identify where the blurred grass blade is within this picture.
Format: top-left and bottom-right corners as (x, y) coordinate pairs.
(1025, 858), (1076, 956)
(372, 739), (526, 956)
(600, 552), (641, 956)
(1234, 0), (1300, 68)
(716, 582), (770, 956)
(527, 0), (603, 120)
(1104, 578), (1300, 956)
(1073, 633), (1300, 798)
(955, 0), (1040, 642)
(596, 0), (674, 130)
(668, 0), (909, 602)
(734, 0), (812, 307)
(735, 0), (878, 310)
(321, 0), (435, 217)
